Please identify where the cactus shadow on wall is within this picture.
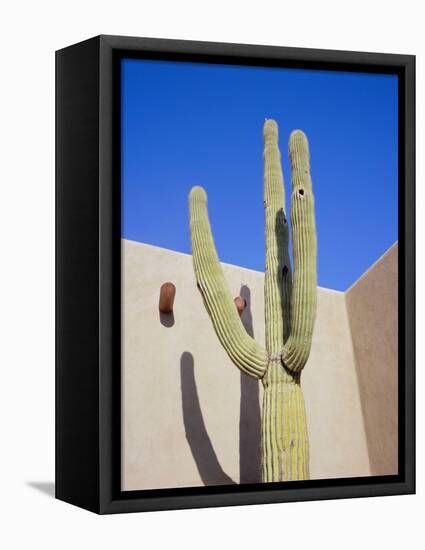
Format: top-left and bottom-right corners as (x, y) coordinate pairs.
(239, 285), (262, 484)
(180, 285), (262, 486)
(180, 351), (236, 485)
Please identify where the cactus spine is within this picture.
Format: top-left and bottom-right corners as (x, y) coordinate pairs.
(189, 120), (317, 482)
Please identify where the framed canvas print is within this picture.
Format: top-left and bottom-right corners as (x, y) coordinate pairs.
(55, 35), (415, 514)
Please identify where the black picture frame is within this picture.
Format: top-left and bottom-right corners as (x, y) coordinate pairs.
(56, 34), (415, 514)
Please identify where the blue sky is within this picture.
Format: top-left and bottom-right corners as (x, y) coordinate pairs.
(121, 58), (398, 291)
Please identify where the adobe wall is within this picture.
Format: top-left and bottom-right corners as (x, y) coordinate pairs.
(121, 240), (375, 490)
(346, 243), (398, 476)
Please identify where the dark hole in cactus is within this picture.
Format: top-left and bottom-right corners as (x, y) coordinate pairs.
(282, 265), (288, 276)
(298, 188), (304, 196)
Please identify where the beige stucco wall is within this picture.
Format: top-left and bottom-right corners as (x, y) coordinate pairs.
(122, 239), (378, 491)
(346, 243), (398, 476)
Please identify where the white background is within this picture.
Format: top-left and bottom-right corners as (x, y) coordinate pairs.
(0, 1), (422, 548)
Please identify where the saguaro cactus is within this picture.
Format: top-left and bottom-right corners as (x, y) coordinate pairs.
(189, 119), (317, 482)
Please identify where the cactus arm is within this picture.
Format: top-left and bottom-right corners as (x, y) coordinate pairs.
(263, 119), (292, 353)
(281, 130), (318, 373)
(189, 186), (269, 379)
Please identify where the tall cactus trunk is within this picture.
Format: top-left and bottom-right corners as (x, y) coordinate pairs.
(261, 119), (311, 481)
(189, 119), (317, 483)
(262, 365), (309, 481)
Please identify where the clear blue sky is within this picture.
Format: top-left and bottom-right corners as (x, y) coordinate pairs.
(121, 58), (398, 291)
